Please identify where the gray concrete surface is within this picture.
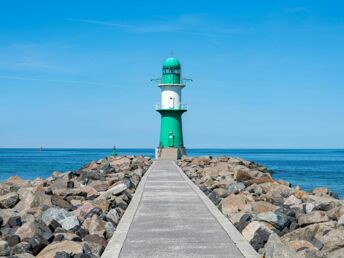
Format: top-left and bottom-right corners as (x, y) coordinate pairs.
(102, 160), (258, 258)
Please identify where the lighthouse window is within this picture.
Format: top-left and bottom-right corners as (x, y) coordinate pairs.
(163, 68), (180, 75)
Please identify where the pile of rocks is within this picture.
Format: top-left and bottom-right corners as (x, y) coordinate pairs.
(0, 156), (152, 257)
(178, 156), (344, 258)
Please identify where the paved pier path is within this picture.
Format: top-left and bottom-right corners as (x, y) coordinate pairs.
(102, 160), (258, 258)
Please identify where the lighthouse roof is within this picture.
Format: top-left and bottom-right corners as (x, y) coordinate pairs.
(162, 57), (181, 69)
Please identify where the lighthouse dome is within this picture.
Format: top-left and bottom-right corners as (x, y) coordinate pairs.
(162, 57), (181, 69)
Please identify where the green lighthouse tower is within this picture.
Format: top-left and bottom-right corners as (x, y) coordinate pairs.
(154, 57), (190, 160)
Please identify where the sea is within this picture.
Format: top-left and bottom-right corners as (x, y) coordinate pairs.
(0, 148), (343, 198)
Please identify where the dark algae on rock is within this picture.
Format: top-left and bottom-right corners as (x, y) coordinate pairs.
(0, 156), (152, 257)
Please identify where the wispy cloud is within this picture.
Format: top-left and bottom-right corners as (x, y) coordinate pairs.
(67, 14), (241, 46)
(0, 75), (112, 86)
(66, 18), (180, 33)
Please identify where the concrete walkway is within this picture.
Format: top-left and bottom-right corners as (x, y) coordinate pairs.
(102, 160), (258, 258)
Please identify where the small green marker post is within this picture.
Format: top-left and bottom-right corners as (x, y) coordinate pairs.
(112, 146), (117, 156)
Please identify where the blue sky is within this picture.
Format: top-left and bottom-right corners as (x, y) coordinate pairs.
(1, 0), (343, 148)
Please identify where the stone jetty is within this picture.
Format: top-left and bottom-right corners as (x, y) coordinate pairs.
(178, 156), (344, 258)
(0, 156), (152, 257)
(0, 155), (343, 257)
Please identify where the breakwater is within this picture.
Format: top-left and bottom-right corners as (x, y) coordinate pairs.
(0, 155), (343, 257)
(0, 156), (152, 257)
(178, 156), (344, 257)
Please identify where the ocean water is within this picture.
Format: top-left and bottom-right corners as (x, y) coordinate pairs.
(0, 148), (343, 198)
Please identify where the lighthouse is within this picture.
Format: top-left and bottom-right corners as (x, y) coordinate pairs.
(154, 57), (190, 160)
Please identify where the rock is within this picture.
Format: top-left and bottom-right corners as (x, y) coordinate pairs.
(284, 195), (302, 206)
(234, 168), (253, 182)
(221, 193), (252, 214)
(73, 254), (92, 258)
(54, 232), (80, 241)
(15, 219), (51, 240)
(303, 203), (315, 214)
(254, 211), (291, 230)
(48, 219), (62, 232)
(337, 214), (344, 226)
(327, 248), (344, 258)
(320, 228), (344, 252)
(6, 215), (22, 227)
(251, 201), (279, 214)
(73, 202), (96, 219)
(227, 182), (245, 195)
(212, 187), (228, 198)
(0, 192), (19, 208)
(104, 221), (115, 239)
(83, 241), (105, 257)
(54, 251), (72, 258)
(242, 221), (277, 251)
(80, 186), (99, 199)
(6, 176), (30, 188)
(106, 209), (120, 225)
(264, 233), (302, 258)
(246, 183), (263, 196)
(42, 208), (79, 230)
(67, 181), (74, 188)
(298, 211), (329, 227)
(29, 235), (49, 255)
(12, 241), (32, 254)
(106, 183), (127, 196)
(59, 216), (79, 231)
(281, 221), (336, 243)
(51, 195), (73, 210)
(0, 240), (10, 256)
(36, 241), (82, 258)
(286, 240), (317, 252)
(207, 191), (221, 205)
(312, 187), (330, 196)
(5, 234), (20, 246)
(83, 234), (108, 247)
(82, 215), (106, 237)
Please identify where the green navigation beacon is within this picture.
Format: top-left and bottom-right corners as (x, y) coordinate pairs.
(153, 57), (191, 160)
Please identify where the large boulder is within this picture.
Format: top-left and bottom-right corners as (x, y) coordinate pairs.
(227, 182), (245, 195)
(73, 202), (96, 219)
(251, 201), (279, 214)
(297, 211), (329, 226)
(42, 208), (79, 230)
(99, 183), (127, 199)
(281, 221), (336, 243)
(15, 219), (50, 240)
(221, 193), (253, 214)
(82, 214), (106, 237)
(264, 233), (302, 258)
(15, 187), (51, 212)
(36, 240), (82, 258)
(253, 211), (291, 230)
(0, 192), (19, 208)
(234, 167), (253, 182)
(319, 228), (344, 253)
(242, 221), (273, 250)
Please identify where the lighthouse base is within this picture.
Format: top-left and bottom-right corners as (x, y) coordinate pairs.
(155, 147), (186, 160)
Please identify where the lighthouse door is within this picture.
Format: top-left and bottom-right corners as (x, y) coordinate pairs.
(168, 135), (174, 147)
